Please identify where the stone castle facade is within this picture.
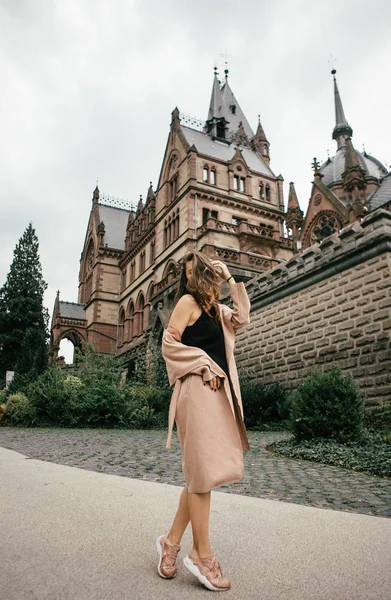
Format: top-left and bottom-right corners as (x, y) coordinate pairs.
(50, 69), (390, 401)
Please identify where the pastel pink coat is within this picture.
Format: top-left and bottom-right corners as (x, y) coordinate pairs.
(161, 282), (251, 493)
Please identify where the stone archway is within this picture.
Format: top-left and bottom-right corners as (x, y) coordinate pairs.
(56, 330), (85, 365)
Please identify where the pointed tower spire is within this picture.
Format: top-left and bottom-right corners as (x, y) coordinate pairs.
(233, 120), (250, 147)
(145, 181), (155, 206)
(285, 182), (303, 242)
(207, 67), (224, 121)
(54, 290), (60, 316)
(332, 69), (353, 149)
(342, 138), (367, 220)
(252, 115), (270, 163)
(205, 67), (229, 139)
(287, 182), (300, 209)
(92, 185), (100, 205)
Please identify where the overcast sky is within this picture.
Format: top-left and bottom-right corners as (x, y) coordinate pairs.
(1, 0), (390, 356)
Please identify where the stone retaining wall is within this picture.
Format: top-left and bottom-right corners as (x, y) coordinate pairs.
(235, 209), (391, 406)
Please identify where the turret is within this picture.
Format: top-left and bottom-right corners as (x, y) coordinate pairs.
(285, 182), (303, 241)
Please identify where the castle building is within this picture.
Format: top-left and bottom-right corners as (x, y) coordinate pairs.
(50, 69), (390, 376)
(50, 69), (295, 369)
(289, 69), (390, 249)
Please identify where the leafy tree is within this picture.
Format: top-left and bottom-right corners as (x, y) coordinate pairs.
(0, 223), (49, 382)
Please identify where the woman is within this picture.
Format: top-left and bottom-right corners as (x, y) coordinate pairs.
(156, 251), (251, 592)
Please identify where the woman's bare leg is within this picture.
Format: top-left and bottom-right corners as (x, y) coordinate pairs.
(167, 487), (212, 559)
(167, 487), (191, 545)
(188, 491), (212, 558)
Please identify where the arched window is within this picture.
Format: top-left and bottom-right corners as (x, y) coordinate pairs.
(203, 166), (209, 182)
(130, 260), (136, 282)
(170, 175), (178, 202)
(135, 293), (145, 337)
(150, 240), (155, 264)
(128, 302), (134, 340)
(84, 239), (94, 303)
(265, 185), (270, 202)
(210, 169), (216, 185)
(139, 250), (145, 273)
(259, 183), (264, 200)
(118, 309), (125, 346)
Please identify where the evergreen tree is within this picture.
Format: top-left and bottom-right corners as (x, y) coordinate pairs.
(0, 223), (49, 382)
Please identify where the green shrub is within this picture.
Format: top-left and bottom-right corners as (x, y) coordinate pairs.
(132, 335), (169, 389)
(4, 393), (36, 426)
(288, 368), (364, 442)
(240, 375), (290, 429)
(74, 345), (128, 427)
(27, 366), (69, 426)
(123, 383), (171, 429)
(364, 401), (391, 431)
(6, 369), (39, 397)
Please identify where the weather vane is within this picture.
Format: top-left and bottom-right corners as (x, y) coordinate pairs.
(214, 50), (231, 76)
(328, 54), (337, 74)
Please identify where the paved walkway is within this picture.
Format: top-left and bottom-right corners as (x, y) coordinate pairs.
(1, 427), (390, 517)
(1, 444), (390, 600)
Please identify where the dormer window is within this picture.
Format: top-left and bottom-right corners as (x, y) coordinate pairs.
(210, 169), (216, 185)
(265, 185), (270, 202)
(233, 175), (239, 190)
(230, 105), (236, 114)
(203, 166), (209, 182)
(259, 183), (264, 200)
(216, 121), (225, 139)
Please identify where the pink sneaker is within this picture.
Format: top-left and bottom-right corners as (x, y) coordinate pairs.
(156, 533), (181, 579)
(183, 548), (232, 591)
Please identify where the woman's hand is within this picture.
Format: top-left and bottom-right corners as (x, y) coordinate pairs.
(204, 376), (222, 391)
(212, 259), (231, 282)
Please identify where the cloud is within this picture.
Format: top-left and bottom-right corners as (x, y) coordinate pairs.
(1, 0), (390, 361)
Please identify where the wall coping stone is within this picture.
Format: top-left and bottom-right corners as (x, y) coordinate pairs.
(245, 208), (391, 311)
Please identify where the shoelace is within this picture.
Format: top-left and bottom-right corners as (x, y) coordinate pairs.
(163, 542), (180, 568)
(200, 554), (225, 583)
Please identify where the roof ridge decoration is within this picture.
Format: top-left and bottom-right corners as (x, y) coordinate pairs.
(59, 300), (85, 307)
(99, 193), (136, 212)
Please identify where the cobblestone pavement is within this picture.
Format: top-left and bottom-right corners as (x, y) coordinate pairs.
(1, 427), (390, 518)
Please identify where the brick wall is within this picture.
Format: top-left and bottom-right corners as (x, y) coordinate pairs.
(235, 209), (391, 407)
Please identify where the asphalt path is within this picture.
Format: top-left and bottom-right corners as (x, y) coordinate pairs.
(1, 446), (390, 600)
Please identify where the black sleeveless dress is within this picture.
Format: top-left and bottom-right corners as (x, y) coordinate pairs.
(181, 305), (229, 376)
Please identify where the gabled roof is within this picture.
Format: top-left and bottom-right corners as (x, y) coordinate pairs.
(59, 301), (86, 320)
(98, 204), (130, 250)
(181, 125), (274, 177)
(206, 71), (254, 140)
(220, 78), (254, 139)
